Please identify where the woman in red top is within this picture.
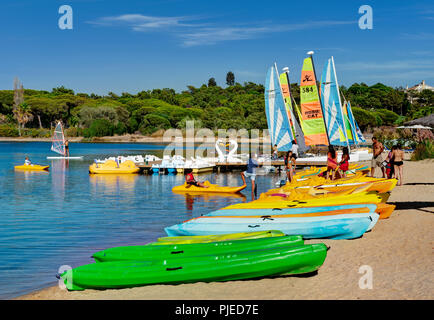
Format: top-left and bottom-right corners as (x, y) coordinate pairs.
(185, 169), (208, 188)
(326, 145), (338, 180)
(338, 147), (350, 178)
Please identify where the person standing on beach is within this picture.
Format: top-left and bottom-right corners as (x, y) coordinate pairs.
(338, 147), (350, 178)
(371, 137), (385, 178)
(284, 151), (293, 182)
(242, 153), (258, 200)
(392, 144), (405, 185)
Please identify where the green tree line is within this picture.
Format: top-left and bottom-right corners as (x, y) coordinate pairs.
(0, 74), (432, 138)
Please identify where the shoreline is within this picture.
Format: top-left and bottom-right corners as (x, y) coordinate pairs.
(15, 159), (434, 300)
(0, 135), (271, 144)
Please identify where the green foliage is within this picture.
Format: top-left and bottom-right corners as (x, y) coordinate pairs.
(84, 119), (114, 137)
(21, 128), (51, 138)
(411, 140), (434, 161)
(0, 124), (19, 137)
(208, 78), (217, 87)
(139, 114), (171, 135)
(226, 71), (235, 86)
(352, 107), (377, 130)
(373, 109), (399, 125)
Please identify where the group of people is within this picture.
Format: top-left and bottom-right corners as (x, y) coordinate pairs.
(371, 137), (404, 185)
(325, 145), (350, 180)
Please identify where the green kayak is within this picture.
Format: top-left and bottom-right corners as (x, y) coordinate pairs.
(92, 235), (304, 262)
(152, 230), (285, 245)
(59, 243), (327, 291)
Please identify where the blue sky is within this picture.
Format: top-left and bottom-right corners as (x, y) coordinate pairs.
(0, 0), (433, 94)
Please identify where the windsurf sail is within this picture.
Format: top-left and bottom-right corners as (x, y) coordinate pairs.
(300, 54), (329, 146)
(280, 70), (307, 153)
(346, 101), (366, 144)
(264, 64), (294, 151)
(51, 121), (66, 156)
(320, 56), (348, 147)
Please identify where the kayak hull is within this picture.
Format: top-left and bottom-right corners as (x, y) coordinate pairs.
(165, 212), (379, 240)
(14, 164), (49, 171)
(92, 235), (304, 262)
(154, 230), (285, 245)
(60, 243), (328, 291)
(89, 160), (139, 174)
(172, 181), (246, 193)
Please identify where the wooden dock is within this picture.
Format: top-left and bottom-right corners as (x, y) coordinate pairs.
(137, 160), (327, 174)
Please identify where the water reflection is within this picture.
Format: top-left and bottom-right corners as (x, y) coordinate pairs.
(89, 174), (139, 194)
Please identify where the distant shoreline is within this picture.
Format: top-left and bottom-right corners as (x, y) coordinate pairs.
(0, 134), (270, 144)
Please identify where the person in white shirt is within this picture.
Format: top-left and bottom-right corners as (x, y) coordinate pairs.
(291, 140), (299, 157)
(24, 156), (31, 165)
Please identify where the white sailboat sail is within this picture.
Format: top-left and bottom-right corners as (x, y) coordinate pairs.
(265, 64), (294, 151)
(320, 57), (348, 147)
(51, 121), (66, 155)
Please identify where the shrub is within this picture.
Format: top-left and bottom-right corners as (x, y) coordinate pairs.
(114, 122), (127, 135)
(21, 128), (51, 138)
(0, 124), (19, 137)
(139, 114), (171, 135)
(411, 139), (434, 160)
(85, 119), (114, 137)
(65, 127), (82, 137)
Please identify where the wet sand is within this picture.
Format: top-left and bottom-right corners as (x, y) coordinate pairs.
(17, 159), (434, 300)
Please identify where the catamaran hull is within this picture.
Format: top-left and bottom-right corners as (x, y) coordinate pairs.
(47, 156), (83, 159)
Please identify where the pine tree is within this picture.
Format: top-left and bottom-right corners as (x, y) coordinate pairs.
(208, 77), (217, 87)
(226, 71), (235, 86)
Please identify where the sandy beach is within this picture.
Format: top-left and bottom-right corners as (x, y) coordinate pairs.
(16, 159), (434, 300)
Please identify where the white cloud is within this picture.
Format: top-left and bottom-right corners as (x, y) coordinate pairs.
(88, 14), (356, 46)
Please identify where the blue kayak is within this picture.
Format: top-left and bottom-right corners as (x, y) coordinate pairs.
(205, 203), (379, 231)
(165, 212), (379, 240)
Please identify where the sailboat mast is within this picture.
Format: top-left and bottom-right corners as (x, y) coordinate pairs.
(308, 51), (330, 146)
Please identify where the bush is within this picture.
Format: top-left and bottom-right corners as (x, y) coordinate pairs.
(139, 114), (171, 135)
(0, 124), (19, 137)
(411, 140), (434, 160)
(21, 128), (51, 138)
(352, 107), (377, 131)
(84, 119), (114, 137)
(114, 122), (127, 135)
(65, 127), (82, 137)
(374, 109), (399, 125)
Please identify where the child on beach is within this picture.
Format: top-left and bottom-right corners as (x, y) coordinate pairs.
(392, 144), (405, 186)
(338, 147), (350, 178)
(242, 153), (258, 200)
(326, 145), (338, 180)
(185, 169), (208, 188)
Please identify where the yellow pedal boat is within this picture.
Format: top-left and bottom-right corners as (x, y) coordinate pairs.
(89, 160), (140, 174)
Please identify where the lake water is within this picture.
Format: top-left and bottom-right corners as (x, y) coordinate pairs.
(0, 141), (283, 299)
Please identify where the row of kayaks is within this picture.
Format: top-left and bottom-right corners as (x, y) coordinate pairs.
(58, 165), (398, 291)
(59, 232), (327, 291)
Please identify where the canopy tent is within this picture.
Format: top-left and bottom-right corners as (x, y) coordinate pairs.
(404, 114), (434, 128)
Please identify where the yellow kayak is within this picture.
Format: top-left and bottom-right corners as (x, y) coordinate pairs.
(293, 163), (369, 180)
(14, 164), (49, 171)
(172, 180), (246, 194)
(271, 173), (397, 194)
(150, 230), (285, 245)
(222, 191), (390, 210)
(89, 160), (139, 174)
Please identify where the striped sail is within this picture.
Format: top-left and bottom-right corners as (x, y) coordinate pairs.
(347, 101), (366, 143)
(300, 56), (328, 146)
(51, 121), (66, 155)
(320, 57), (348, 146)
(279, 72), (307, 153)
(264, 65), (293, 151)
(342, 101), (356, 144)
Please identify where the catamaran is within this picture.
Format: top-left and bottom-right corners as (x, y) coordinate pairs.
(47, 121), (83, 159)
(264, 51), (371, 164)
